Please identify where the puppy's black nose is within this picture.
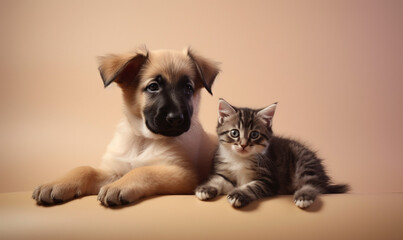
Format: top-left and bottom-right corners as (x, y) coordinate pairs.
(166, 112), (184, 127)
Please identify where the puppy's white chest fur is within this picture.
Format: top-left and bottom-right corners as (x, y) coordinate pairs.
(100, 116), (202, 176)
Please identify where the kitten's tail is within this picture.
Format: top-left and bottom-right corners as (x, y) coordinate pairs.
(325, 184), (350, 194)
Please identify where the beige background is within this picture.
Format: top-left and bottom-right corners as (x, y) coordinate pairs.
(0, 0), (402, 194)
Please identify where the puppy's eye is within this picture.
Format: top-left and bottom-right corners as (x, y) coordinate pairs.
(250, 131), (260, 139)
(230, 129), (240, 138)
(146, 82), (160, 92)
(184, 83), (194, 95)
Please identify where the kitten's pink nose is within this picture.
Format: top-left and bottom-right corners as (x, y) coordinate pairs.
(240, 144), (247, 149)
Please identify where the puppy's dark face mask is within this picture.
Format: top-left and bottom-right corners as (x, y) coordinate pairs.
(143, 75), (194, 137)
(98, 48), (220, 138)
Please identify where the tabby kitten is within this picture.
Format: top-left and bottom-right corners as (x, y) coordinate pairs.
(195, 99), (349, 209)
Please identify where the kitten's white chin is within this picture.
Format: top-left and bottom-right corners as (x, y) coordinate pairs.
(234, 149), (252, 156)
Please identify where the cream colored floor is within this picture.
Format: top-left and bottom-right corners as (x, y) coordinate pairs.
(0, 192), (402, 240)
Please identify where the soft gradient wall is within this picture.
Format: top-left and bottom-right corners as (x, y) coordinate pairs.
(0, 0), (402, 193)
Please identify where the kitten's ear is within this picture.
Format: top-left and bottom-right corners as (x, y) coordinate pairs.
(218, 98), (237, 124)
(257, 102), (278, 128)
(98, 48), (148, 88)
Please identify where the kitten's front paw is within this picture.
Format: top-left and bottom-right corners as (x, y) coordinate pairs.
(195, 185), (218, 201)
(293, 185), (318, 209)
(227, 190), (251, 208)
(294, 198), (314, 208)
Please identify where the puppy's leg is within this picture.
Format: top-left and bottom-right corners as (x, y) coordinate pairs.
(98, 165), (197, 207)
(32, 166), (118, 205)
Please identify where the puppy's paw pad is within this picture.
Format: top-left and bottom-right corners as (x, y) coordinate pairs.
(98, 186), (120, 207)
(119, 195), (130, 205)
(33, 181), (84, 205)
(195, 186), (218, 201)
(98, 185), (138, 207)
(51, 197), (64, 204)
(32, 185), (55, 205)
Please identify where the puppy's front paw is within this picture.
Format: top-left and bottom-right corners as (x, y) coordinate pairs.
(98, 183), (140, 207)
(32, 183), (82, 205)
(227, 190), (251, 208)
(195, 185), (218, 201)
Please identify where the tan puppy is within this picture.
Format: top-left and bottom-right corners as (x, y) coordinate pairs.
(32, 48), (220, 207)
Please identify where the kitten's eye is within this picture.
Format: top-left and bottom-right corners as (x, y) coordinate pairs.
(250, 131), (260, 139)
(230, 129), (240, 138)
(146, 82), (160, 92)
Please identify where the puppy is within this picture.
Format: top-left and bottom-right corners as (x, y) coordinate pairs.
(32, 47), (220, 207)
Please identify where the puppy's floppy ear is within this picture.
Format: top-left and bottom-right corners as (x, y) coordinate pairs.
(98, 49), (148, 88)
(187, 48), (220, 95)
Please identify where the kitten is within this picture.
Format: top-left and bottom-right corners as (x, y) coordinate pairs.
(195, 99), (349, 209)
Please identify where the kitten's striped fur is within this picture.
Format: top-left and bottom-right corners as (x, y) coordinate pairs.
(195, 99), (349, 209)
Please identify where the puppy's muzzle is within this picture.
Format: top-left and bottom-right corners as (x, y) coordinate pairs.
(145, 105), (191, 137)
(157, 108), (190, 136)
